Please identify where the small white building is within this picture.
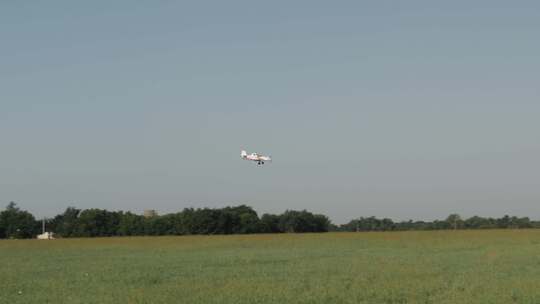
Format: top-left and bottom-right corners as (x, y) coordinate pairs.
(37, 232), (55, 240)
(37, 218), (55, 240)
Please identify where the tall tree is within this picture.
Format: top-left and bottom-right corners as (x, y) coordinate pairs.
(0, 202), (38, 239)
(446, 214), (463, 230)
(51, 207), (81, 237)
(118, 212), (145, 236)
(75, 209), (120, 237)
(260, 214), (281, 233)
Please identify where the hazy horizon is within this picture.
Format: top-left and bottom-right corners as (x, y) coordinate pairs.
(2, 1), (539, 224)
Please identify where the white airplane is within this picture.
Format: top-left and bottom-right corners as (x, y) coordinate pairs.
(241, 149), (272, 165)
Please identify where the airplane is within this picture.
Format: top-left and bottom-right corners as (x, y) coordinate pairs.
(241, 149), (272, 165)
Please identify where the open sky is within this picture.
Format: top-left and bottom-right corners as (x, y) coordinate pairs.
(1, 1), (539, 223)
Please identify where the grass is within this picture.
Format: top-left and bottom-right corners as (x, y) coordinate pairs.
(1, 230), (540, 303)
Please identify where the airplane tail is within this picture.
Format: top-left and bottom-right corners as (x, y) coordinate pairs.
(241, 150), (247, 158)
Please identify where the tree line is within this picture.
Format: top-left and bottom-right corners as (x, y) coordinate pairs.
(0, 202), (330, 239)
(339, 214), (540, 232)
(1, 202), (539, 239)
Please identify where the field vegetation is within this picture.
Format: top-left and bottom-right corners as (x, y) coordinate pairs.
(2, 230), (540, 303)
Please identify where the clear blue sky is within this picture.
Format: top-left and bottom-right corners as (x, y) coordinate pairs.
(1, 1), (539, 223)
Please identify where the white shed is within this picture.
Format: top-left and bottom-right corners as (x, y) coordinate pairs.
(37, 232), (55, 240)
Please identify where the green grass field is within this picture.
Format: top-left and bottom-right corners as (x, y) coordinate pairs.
(2, 230), (540, 304)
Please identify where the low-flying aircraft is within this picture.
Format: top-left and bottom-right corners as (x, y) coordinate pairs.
(241, 150), (272, 165)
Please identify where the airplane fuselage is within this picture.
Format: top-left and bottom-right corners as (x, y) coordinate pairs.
(241, 150), (271, 165)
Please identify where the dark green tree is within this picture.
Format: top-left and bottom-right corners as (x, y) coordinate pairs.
(118, 212), (145, 236)
(277, 210), (330, 233)
(260, 214), (281, 233)
(446, 214), (463, 230)
(51, 207), (81, 237)
(0, 202), (38, 239)
(75, 209), (121, 237)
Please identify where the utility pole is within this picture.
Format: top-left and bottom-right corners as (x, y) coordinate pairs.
(42, 217), (46, 234)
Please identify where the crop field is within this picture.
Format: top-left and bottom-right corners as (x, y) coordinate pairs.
(2, 230), (540, 304)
